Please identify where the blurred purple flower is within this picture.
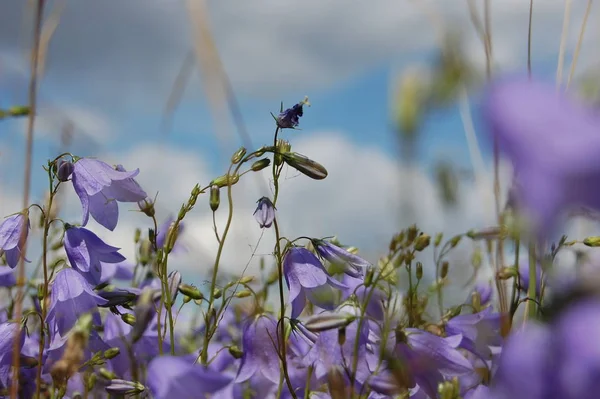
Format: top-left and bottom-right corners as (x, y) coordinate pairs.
(314, 239), (370, 278)
(236, 314), (281, 384)
(0, 266), (16, 287)
(71, 158), (147, 231)
(0, 213), (30, 269)
(518, 261), (545, 296)
(146, 356), (232, 399)
(445, 307), (502, 360)
(490, 298), (600, 399)
(253, 197), (276, 228)
(99, 260), (135, 284)
(64, 225), (126, 285)
(393, 328), (473, 398)
(283, 247), (347, 318)
(483, 78), (600, 234)
(0, 322), (25, 388)
(46, 268), (107, 336)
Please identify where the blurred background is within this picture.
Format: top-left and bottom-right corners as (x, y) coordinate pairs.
(1, 0), (599, 298)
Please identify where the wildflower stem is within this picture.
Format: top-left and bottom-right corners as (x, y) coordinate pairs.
(556, 0), (573, 88)
(527, 0), (534, 78)
(524, 243), (537, 321)
(34, 170), (57, 398)
(273, 218), (298, 399)
(13, 1), (44, 397)
(201, 165), (238, 364)
(566, 0), (593, 89)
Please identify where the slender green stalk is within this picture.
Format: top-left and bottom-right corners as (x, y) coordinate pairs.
(566, 0), (593, 89)
(525, 243), (537, 321)
(527, 0), (534, 78)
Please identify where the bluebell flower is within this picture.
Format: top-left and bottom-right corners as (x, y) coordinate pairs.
(445, 307), (502, 360)
(236, 314), (281, 385)
(71, 158), (147, 231)
(283, 247), (348, 318)
(147, 356), (232, 399)
(46, 268), (107, 336)
(253, 197), (276, 228)
(313, 239), (370, 278)
(63, 225), (126, 285)
(0, 321), (25, 388)
(483, 77), (600, 235)
(0, 213), (30, 269)
(0, 266), (16, 287)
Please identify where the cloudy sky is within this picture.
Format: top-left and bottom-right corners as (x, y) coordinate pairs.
(0, 0), (598, 288)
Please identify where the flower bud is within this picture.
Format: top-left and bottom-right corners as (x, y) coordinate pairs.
(103, 347), (121, 360)
(497, 267), (517, 280)
(406, 225), (419, 243)
(253, 197), (276, 228)
(213, 288), (222, 299)
(211, 173), (240, 188)
(338, 327), (346, 346)
(231, 147), (247, 164)
(251, 158), (271, 171)
(584, 236), (600, 247)
(228, 346), (244, 359)
(98, 368), (117, 380)
(440, 261), (449, 279)
(416, 262), (423, 280)
(121, 313), (136, 326)
(105, 379), (145, 396)
(209, 185), (220, 212)
(57, 160), (74, 182)
(239, 276), (255, 284)
(137, 198), (155, 217)
(167, 270), (181, 306)
(178, 284), (203, 300)
(304, 311), (357, 333)
(235, 290), (252, 298)
(275, 139), (291, 166)
(414, 234), (431, 251)
(134, 228), (141, 243)
(86, 373), (97, 391)
(282, 152), (328, 180)
(449, 235), (462, 248)
(7, 105), (30, 117)
(434, 233), (443, 247)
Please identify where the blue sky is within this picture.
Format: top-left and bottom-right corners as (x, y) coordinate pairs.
(0, 0), (598, 281)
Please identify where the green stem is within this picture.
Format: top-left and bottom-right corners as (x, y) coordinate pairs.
(525, 242), (537, 320)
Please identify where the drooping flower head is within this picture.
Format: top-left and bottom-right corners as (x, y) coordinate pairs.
(283, 247), (347, 318)
(253, 197), (276, 228)
(147, 356), (232, 399)
(46, 267), (107, 336)
(63, 225), (126, 285)
(71, 158), (147, 231)
(0, 213), (30, 269)
(483, 78), (600, 235)
(276, 97), (310, 129)
(236, 313), (281, 385)
(313, 239), (370, 278)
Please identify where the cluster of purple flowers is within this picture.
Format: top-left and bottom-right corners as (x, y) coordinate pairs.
(0, 81), (599, 399)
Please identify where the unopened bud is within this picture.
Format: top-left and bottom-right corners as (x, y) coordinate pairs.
(105, 379), (146, 396)
(134, 228), (141, 243)
(167, 270), (182, 306)
(584, 236), (600, 247)
(414, 234), (431, 251)
(211, 173), (240, 188)
(235, 290), (252, 298)
(406, 225), (418, 243)
(213, 288), (222, 299)
(440, 261), (449, 279)
(449, 235), (462, 248)
(103, 347), (121, 360)
(338, 327), (346, 346)
(178, 284), (203, 300)
(228, 346), (244, 359)
(434, 233), (443, 247)
(137, 198), (155, 217)
(231, 147), (247, 164)
(251, 158), (271, 172)
(239, 276), (254, 284)
(304, 311), (357, 333)
(497, 267), (518, 280)
(210, 185), (220, 212)
(364, 267), (374, 287)
(416, 262), (423, 280)
(98, 368), (117, 380)
(121, 313), (136, 326)
(282, 152), (328, 180)
(56, 161), (74, 182)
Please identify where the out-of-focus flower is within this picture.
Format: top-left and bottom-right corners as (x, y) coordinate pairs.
(64, 225), (126, 285)
(236, 314), (281, 384)
(517, 261), (545, 297)
(483, 78), (600, 235)
(155, 217), (185, 253)
(468, 281), (493, 307)
(0, 321), (25, 387)
(46, 268), (107, 336)
(283, 247), (347, 318)
(0, 213), (30, 269)
(489, 298), (600, 399)
(71, 159), (147, 231)
(253, 197), (276, 228)
(445, 307), (502, 360)
(313, 239), (370, 278)
(0, 266), (16, 287)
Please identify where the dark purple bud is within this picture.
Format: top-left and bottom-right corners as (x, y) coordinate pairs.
(276, 97), (310, 129)
(57, 160), (74, 182)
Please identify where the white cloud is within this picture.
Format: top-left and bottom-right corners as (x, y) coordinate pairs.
(1, 0), (598, 101)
